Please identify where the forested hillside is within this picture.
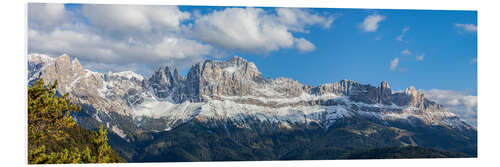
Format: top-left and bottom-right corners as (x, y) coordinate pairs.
(27, 79), (124, 164)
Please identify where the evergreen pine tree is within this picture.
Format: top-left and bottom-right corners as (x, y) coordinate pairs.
(28, 79), (124, 164)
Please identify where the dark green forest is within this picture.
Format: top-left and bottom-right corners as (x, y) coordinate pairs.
(27, 78), (476, 163)
(98, 116), (476, 162)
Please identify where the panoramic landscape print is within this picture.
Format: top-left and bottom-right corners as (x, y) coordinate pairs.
(27, 3), (477, 163)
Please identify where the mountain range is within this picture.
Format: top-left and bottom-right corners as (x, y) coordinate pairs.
(27, 53), (477, 161)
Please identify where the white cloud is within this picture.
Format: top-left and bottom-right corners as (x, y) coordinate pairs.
(27, 4), (214, 72)
(390, 57), (399, 71)
(294, 38), (316, 52)
(416, 54), (425, 61)
(396, 26), (410, 41)
(359, 14), (385, 32)
(81, 4), (190, 42)
(82, 5), (190, 32)
(421, 89), (477, 127)
(27, 5), (334, 74)
(27, 3), (70, 31)
(28, 28), (212, 69)
(401, 49), (411, 55)
(192, 7), (331, 53)
(276, 8), (334, 31)
(454, 23), (477, 32)
(153, 37), (212, 60)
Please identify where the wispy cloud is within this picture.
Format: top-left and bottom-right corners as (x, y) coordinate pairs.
(455, 23), (477, 32)
(396, 26), (410, 41)
(359, 14), (385, 32)
(416, 54), (425, 61)
(294, 38), (316, 52)
(401, 49), (411, 55)
(390, 57), (399, 71)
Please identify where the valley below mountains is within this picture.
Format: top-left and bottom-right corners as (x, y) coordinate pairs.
(28, 53), (477, 161)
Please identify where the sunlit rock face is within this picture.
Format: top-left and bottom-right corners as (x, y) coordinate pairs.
(28, 54), (474, 135)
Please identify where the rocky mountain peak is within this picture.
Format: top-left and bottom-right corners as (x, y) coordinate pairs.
(71, 57), (85, 73)
(28, 53), (54, 64)
(27, 53), (474, 138)
(390, 86), (431, 109)
(227, 56), (248, 65)
(377, 81), (392, 104)
(405, 86), (418, 97)
(173, 68), (184, 83)
(34, 54), (85, 92)
(149, 66), (175, 98)
(28, 54), (54, 79)
(194, 57), (265, 100)
(380, 81), (390, 89)
(54, 54), (71, 68)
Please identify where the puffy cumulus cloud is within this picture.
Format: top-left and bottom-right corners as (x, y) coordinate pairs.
(28, 28), (212, 70)
(192, 7), (331, 53)
(153, 37), (212, 60)
(28, 4), (212, 72)
(28, 3), (71, 31)
(359, 14), (385, 32)
(390, 57), (399, 71)
(28, 5), (334, 74)
(81, 5), (190, 32)
(192, 8), (293, 53)
(454, 23), (477, 32)
(421, 89), (477, 127)
(81, 4), (190, 42)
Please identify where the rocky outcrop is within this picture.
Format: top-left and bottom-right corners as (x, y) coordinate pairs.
(391, 86), (444, 112)
(29, 54), (86, 93)
(198, 56), (265, 99)
(173, 68), (184, 85)
(28, 54), (470, 133)
(148, 56), (267, 102)
(28, 54), (147, 116)
(375, 81), (392, 105)
(149, 67), (174, 98)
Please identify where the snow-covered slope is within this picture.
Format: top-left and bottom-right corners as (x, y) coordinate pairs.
(28, 54), (474, 139)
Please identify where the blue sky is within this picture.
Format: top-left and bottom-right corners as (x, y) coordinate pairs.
(216, 8), (477, 94)
(27, 4), (477, 126)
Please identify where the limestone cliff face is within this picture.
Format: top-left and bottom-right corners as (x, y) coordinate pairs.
(28, 54), (146, 116)
(391, 86), (444, 112)
(29, 54), (444, 113)
(28, 54), (467, 132)
(149, 66), (174, 98)
(147, 56), (267, 102)
(378, 81), (392, 104)
(30, 54), (86, 93)
(198, 56), (265, 99)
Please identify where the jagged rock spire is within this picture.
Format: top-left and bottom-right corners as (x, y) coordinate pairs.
(377, 81), (392, 104)
(173, 68), (184, 83)
(149, 66), (174, 98)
